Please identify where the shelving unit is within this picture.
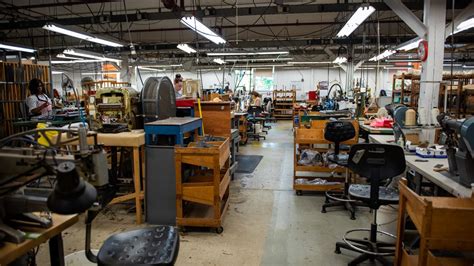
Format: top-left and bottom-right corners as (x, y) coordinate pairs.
(175, 137), (231, 233)
(439, 74), (474, 118)
(0, 63), (51, 138)
(392, 73), (420, 107)
(293, 119), (359, 195)
(273, 89), (296, 120)
(395, 179), (474, 266)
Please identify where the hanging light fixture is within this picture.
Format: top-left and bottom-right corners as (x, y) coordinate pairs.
(396, 38), (422, 51)
(43, 23), (124, 47)
(177, 44), (197, 54)
(455, 17), (474, 33)
(0, 42), (36, 53)
(369, 50), (396, 61)
(213, 58), (226, 64)
(63, 49), (121, 63)
(336, 5), (376, 38)
(333, 57), (348, 64)
(180, 16), (226, 44)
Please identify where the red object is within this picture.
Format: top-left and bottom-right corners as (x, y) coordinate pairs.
(370, 118), (393, 128)
(176, 99), (195, 108)
(418, 40), (428, 62)
(308, 91), (317, 101)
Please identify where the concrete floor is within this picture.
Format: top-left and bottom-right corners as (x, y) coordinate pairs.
(36, 120), (398, 266)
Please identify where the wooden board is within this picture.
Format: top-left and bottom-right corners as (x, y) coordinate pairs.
(195, 101), (232, 138)
(0, 214), (78, 265)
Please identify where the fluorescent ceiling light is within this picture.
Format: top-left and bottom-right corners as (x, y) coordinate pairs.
(43, 23), (123, 47)
(456, 17), (474, 33)
(370, 50), (396, 61)
(180, 16), (226, 45)
(0, 43), (36, 53)
(177, 43), (197, 54)
(51, 71), (64, 74)
(443, 63), (463, 67)
(356, 67), (375, 70)
(137, 66), (165, 72)
(333, 57), (347, 64)
(213, 58), (226, 65)
(385, 58), (421, 63)
(51, 59), (107, 64)
(233, 64), (288, 68)
(225, 57), (293, 62)
(288, 61), (333, 64)
(397, 38), (422, 51)
(63, 49), (121, 63)
(139, 64), (183, 68)
(57, 53), (82, 60)
(384, 66), (413, 70)
(463, 65), (474, 69)
(207, 51), (289, 56)
(336, 5), (375, 37)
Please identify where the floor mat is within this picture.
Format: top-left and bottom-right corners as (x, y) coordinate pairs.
(236, 155), (263, 173)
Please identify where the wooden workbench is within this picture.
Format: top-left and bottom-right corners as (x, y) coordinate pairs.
(60, 130), (146, 224)
(0, 214), (78, 266)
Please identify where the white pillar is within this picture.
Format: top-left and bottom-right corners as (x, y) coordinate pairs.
(418, 0), (446, 125)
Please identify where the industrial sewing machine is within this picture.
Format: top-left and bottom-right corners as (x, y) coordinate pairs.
(437, 113), (474, 187)
(0, 127), (109, 244)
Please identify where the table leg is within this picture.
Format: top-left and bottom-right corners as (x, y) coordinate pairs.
(133, 147), (143, 224)
(177, 134), (184, 145)
(49, 234), (65, 266)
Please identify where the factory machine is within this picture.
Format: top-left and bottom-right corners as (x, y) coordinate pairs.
(0, 127), (109, 243)
(437, 114), (474, 187)
(93, 87), (141, 132)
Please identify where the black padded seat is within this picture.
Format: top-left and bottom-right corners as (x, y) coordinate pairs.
(349, 184), (399, 204)
(97, 226), (179, 265)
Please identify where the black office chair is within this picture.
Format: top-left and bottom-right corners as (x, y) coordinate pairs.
(321, 120), (365, 220)
(335, 144), (405, 266)
(247, 106), (267, 140)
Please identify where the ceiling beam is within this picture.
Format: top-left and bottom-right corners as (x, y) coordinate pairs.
(384, 0), (427, 38)
(445, 0), (474, 37)
(0, 2), (427, 31)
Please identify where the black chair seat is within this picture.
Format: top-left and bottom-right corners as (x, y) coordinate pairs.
(97, 226), (179, 265)
(327, 153), (349, 166)
(348, 184), (399, 204)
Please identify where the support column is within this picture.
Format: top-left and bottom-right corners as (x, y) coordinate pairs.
(418, 0), (446, 125)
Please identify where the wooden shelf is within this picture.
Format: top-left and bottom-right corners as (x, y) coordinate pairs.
(175, 137), (231, 230)
(293, 119), (359, 193)
(273, 90), (296, 120)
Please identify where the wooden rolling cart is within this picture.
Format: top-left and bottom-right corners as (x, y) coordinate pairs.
(175, 137), (231, 233)
(273, 89), (295, 120)
(395, 179), (474, 266)
(293, 119), (358, 195)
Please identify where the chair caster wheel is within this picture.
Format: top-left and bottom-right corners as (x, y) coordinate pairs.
(335, 248), (341, 254)
(215, 227), (224, 234)
(296, 190), (302, 196)
(350, 215), (356, 220)
(321, 208), (327, 213)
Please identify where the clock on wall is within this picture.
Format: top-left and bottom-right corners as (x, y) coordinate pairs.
(418, 40), (428, 62)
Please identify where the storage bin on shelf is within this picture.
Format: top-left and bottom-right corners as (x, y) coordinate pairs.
(175, 137), (230, 233)
(293, 119), (358, 195)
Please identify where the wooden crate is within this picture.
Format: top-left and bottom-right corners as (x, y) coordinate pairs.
(175, 137), (230, 231)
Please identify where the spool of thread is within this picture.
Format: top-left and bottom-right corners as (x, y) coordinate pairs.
(405, 109), (416, 126)
(431, 108), (440, 126)
(418, 107), (427, 125)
